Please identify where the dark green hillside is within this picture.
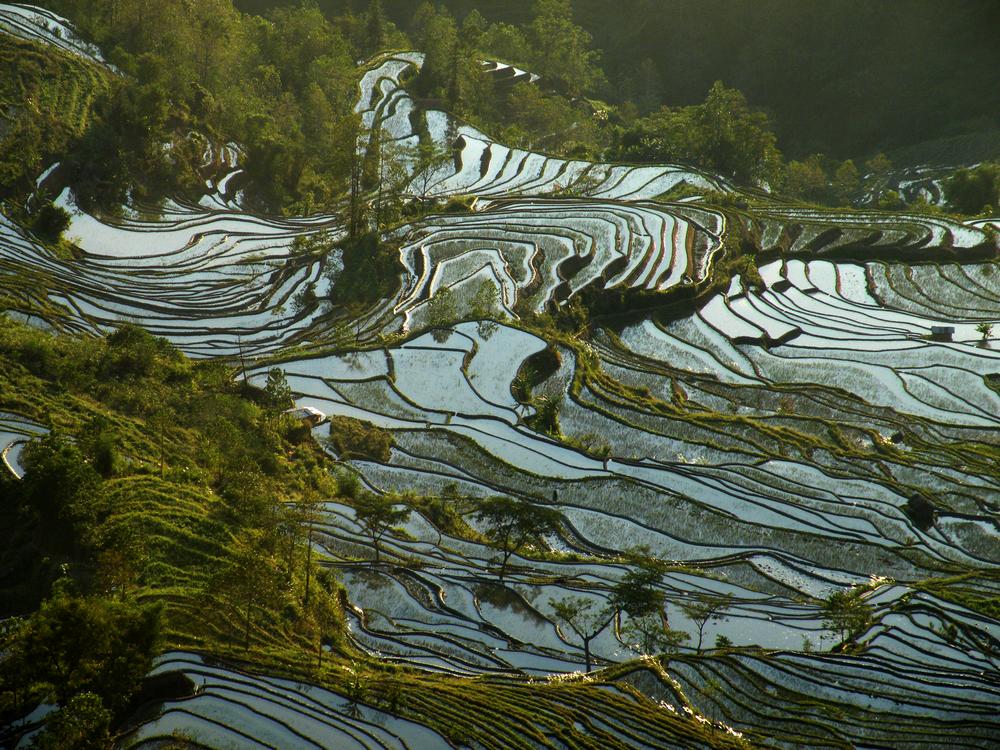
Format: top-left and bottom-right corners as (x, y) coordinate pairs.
(239, 0), (1000, 163)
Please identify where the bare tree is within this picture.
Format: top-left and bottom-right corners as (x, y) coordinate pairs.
(681, 593), (733, 654)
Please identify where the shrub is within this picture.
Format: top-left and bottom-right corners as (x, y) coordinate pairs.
(30, 200), (71, 243)
(327, 416), (393, 462)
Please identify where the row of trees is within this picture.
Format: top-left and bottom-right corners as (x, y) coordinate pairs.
(344, 487), (740, 671)
(403, 1), (928, 204)
(344, 476), (882, 671)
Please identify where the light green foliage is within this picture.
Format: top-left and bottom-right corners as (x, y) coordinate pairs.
(326, 416), (394, 463)
(264, 367), (293, 410)
(478, 21), (531, 64)
(0, 34), (113, 200)
(527, 394), (562, 437)
(822, 586), (874, 645)
(30, 691), (111, 750)
(783, 154), (863, 206)
(427, 285), (459, 329)
(470, 278), (502, 320)
(0, 318), (346, 681)
(621, 612), (690, 656)
(832, 159), (861, 205)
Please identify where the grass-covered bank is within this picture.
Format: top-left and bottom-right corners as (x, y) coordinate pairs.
(0, 319), (348, 745)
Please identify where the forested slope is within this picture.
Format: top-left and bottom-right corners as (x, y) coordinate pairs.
(239, 0), (1000, 163)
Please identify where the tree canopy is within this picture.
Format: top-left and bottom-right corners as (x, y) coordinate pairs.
(474, 496), (564, 577)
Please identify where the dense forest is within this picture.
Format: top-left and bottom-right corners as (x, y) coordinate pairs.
(3, 0), (998, 223)
(240, 0), (1000, 162)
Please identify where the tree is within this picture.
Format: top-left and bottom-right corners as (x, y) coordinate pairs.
(363, 0), (386, 56)
(327, 416), (394, 463)
(413, 7), (459, 99)
(0, 579), (161, 713)
(865, 152), (892, 178)
(29, 199), (71, 243)
(832, 159), (861, 206)
(784, 155), (828, 203)
(408, 2), (437, 49)
(549, 595), (615, 672)
(976, 322), (993, 345)
(426, 285), (459, 331)
(31, 691), (111, 750)
(212, 528), (286, 650)
(478, 22), (531, 64)
(944, 162), (1000, 215)
(78, 415), (119, 479)
(264, 367), (293, 410)
(148, 407), (173, 479)
(92, 516), (148, 601)
(681, 593), (732, 654)
(611, 556), (690, 656)
(371, 136), (413, 233)
(470, 278), (502, 321)
(19, 433), (106, 554)
(527, 394), (561, 437)
(474, 497), (563, 577)
(611, 559), (666, 618)
(822, 586), (874, 646)
(407, 140), (452, 202)
(617, 82), (782, 188)
(528, 0), (606, 98)
(353, 493), (411, 564)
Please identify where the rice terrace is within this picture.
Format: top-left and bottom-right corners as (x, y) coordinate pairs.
(1, 1), (999, 748)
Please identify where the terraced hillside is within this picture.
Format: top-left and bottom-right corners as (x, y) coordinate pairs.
(2, 11), (1000, 750)
(0, 6), (114, 196)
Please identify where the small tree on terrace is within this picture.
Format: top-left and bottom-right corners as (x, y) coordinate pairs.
(264, 367), (293, 410)
(407, 140), (452, 203)
(549, 595), (615, 672)
(681, 592), (733, 654)
(822, 586), (874, 646)
(353, 492), (411, 564)
(475, 496), (564, 578)
(612, 556), (690, 656)
(976, 322), (993, 345)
